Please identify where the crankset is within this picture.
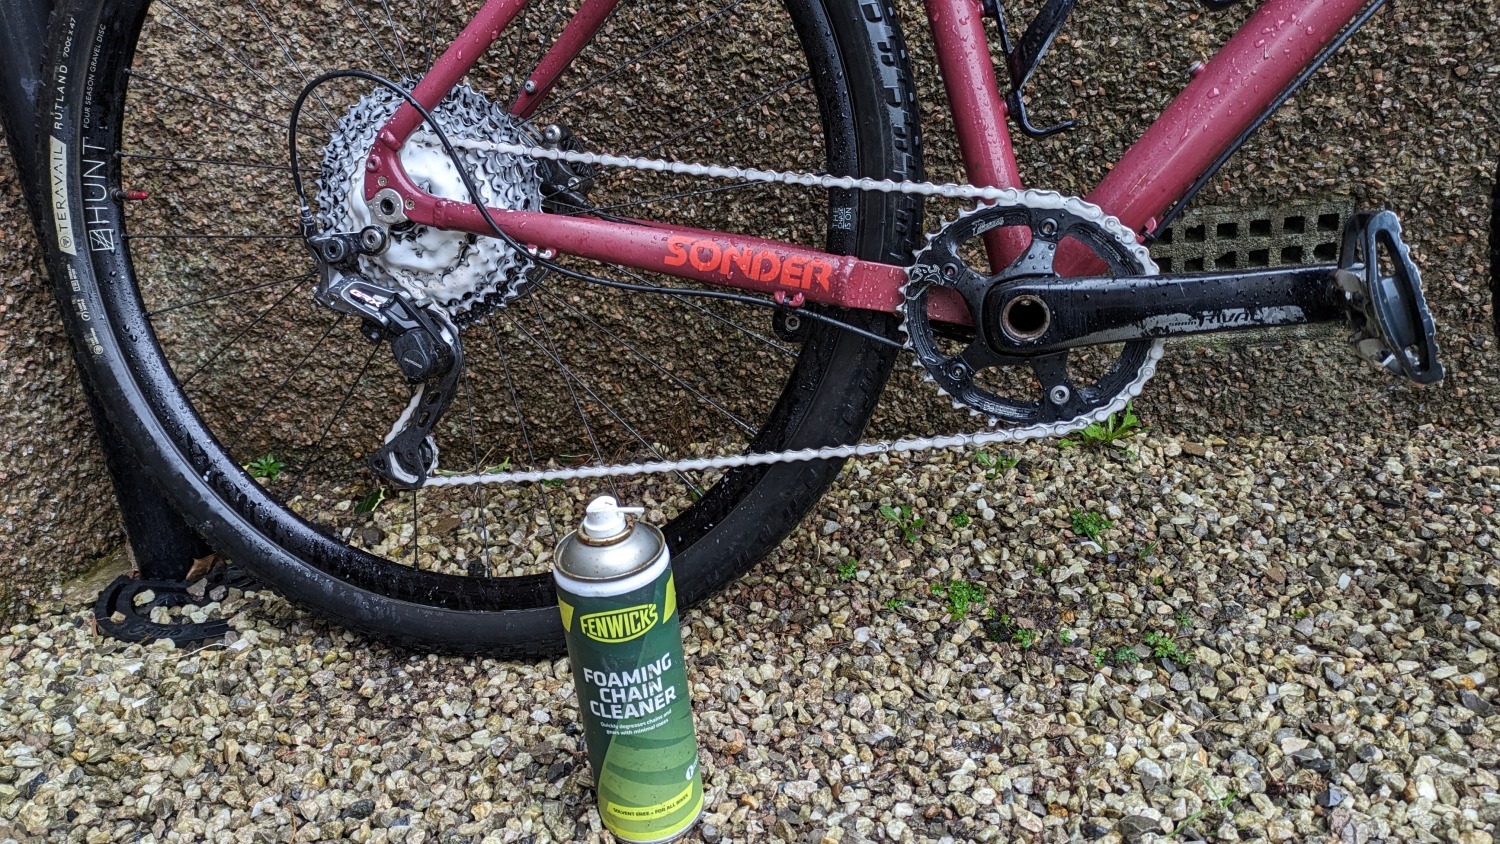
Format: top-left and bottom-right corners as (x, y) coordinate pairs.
(974, 212), (1443, 382)
(905, 201), (1443, 422)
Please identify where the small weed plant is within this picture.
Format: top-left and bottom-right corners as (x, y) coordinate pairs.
(1144, 631), (1195, 664)
(354, 487), (387, 514)
(950, 512), (972, 529)
(245, 453), (285, 481)
(835, 559), (860, 581)
(883, 598), (907, 611)
(975, 451), (1019, 478)
(1071, 509), (1113, 543)
(931, 580), (986, 621)
(1057, 628), (1075, 646)
(1011, 628), (1039, 649)
(1169, 785), (1240, 839)
(1134, 539), (1162, 561)
(1060, 401), (1144, 449)
(879, 504), (925, 543)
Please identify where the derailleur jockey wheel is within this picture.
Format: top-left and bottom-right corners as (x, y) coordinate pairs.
(901, 194), (1163, 427)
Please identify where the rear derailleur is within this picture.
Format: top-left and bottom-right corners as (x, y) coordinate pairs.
(307, 227), (462, 489)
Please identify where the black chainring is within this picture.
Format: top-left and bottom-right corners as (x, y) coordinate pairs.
(902, 199), (1158, 425)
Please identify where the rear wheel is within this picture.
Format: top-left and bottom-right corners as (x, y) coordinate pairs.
(41, 0), (922, 655)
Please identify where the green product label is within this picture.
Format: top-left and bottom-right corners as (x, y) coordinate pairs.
(559, 571), (702, 842)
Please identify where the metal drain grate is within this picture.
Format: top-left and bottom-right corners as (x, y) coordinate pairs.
(1150, 202), (1352, 274)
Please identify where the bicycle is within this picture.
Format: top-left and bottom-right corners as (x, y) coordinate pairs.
(28, 0), (1449, 656)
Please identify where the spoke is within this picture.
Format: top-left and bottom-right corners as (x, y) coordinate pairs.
(485, 319), (559, 540)
(157, 1), (331, 133)
(517, 5), (569, 93)
(343, 0), (409, 81)
(126, 70), (315, 139)
(612, 265), (796, 358)
(148, 271), (311, 317)
(418, 0), (436, 71)
(180, 281), (305, 387)
(120, 151), (313, 175)
(245, 0), (338, 123)
(410, 488), (420, 570)
(641, 73), (811, 157)
(540, 0), (747, 122)
(541, 289), (755, 435)
(226, 316), (346, 451)
(517, 303), (704, 498)
(671, 295), (797, 358)
(292, 344), (383, 489)
(376, 0), (415, 79)
(504, 306), (619, 500)
(458, 372), (494, 577)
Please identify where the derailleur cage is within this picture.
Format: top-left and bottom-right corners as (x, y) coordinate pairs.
(309, 230), (464, 489)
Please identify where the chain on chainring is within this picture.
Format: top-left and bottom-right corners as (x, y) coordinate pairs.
(900, 194), (1164, 427)
(328, 136), (1168, 487)
(316, 83), (544, 326)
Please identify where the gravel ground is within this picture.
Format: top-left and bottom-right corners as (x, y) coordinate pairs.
(3, 425), (1499, 843)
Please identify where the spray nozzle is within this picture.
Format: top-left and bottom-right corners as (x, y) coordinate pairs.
(581, 495), (645, 541)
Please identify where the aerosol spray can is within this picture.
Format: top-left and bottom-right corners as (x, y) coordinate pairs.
(554, 496), (703, 843)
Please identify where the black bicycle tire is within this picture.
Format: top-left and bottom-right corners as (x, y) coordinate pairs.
(37, 0), (923, 655)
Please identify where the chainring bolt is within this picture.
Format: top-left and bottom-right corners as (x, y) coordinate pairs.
(1040, 219), (1058, 237)
(1048, 385), (1071, 406)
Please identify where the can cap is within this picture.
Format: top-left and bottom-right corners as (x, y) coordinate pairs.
(581, 495), (645, 543)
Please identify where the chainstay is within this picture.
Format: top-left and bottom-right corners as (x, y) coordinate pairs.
(416, 139), (1163, 487)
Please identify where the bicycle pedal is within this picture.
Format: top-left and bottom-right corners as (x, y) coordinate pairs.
(1334, 210), (1445, 385)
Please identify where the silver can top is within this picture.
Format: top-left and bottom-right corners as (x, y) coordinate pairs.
(554, 496), (665, 581)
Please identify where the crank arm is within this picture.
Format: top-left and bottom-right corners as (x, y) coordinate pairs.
(983, 265), (1346, 353)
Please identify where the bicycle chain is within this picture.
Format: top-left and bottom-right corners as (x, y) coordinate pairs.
(413, 139), (1162, 487)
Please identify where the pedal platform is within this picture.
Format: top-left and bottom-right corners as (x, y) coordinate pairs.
(1334, 211), (1445, 384)
(93, 564), (258, 645)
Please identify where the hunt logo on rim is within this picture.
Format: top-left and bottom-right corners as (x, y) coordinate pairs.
(580, 604), (659, 643)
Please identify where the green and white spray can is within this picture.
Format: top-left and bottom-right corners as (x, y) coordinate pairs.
(554, 496), (703, 843)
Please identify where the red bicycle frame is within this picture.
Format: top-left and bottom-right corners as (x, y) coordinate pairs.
(363, 0), (1370, 318)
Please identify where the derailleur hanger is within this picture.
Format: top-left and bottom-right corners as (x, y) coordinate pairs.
(308, 225), (389, 269)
